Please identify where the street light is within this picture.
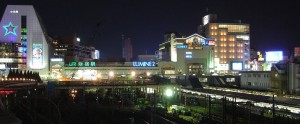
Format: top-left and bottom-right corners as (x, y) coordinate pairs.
(164, 88), (174, 112)
(131, 71), (136, 77)
(165, 89), (173, 97)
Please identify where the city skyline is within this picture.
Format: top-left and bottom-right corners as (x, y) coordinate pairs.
(1, 0), (300, 59)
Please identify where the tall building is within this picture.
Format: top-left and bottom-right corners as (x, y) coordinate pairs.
(122, 35), (133, 61)
(198, 14), (250, 73)
(0, 5), (50, 78)
(51, 34), (100, 64)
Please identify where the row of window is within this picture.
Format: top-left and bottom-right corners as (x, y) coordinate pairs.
(244, 82), (269, 87)
(198, 78), (236, 82)
(244, 74), (269, 78)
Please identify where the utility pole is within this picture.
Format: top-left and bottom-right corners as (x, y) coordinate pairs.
(272, 94), (275, 124)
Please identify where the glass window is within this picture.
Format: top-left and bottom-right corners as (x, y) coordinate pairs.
(199, 78), (208, 82)
(226, 78), (235, 82)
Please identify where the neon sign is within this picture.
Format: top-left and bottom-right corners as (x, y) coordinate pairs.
(132, 61), (156, 67)
(3, 22), (18, 36)
(176, 45), (188, 49)
(68, 61), (96, 67)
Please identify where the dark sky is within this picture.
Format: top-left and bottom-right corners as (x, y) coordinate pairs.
(1, 0), (300, 59)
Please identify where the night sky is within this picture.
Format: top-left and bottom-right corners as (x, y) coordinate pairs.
(1, 0), (300, 59)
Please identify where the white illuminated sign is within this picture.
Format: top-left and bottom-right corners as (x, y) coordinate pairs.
(51, 58), (63, 62)
(232, 62), (243, 71)
(236, 35), (250, 40)
(266, 51), (283, 62)
(10, 10), (18, 13)
(203, 15), (209, 25)
(0, 58), (13, 63)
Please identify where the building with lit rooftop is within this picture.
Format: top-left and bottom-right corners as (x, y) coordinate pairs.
(198, 14), (250, 73)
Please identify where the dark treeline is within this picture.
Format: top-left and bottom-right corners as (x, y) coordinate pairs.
(6, 69), (42, 83)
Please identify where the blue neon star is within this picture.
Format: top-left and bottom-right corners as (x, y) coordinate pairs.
(2, 22), (18, 36)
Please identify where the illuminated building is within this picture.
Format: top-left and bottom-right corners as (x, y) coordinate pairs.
(0, 5), (50, 78)
(52, 34), (99, 64)
(198, 14), (250, 73)
(158, 33), (214, 75)
(122, 35), (133, 62)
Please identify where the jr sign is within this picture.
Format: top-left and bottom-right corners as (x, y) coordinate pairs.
(68, 61), (96, 67)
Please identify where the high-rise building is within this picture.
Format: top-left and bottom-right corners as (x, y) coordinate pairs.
(198, 14), (250, 72)
(122, 35), (133, 61)
(0, 5), (50, 78)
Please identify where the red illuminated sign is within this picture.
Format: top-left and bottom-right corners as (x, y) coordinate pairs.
(0, 90), (15, 95)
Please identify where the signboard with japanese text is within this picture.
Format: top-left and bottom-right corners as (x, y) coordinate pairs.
(68, 61), (96, 67)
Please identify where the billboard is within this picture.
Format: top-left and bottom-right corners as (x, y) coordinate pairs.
(295, 47), (300, 57)
(266, 51), (283, 62)
(186, 37), (202, 50)
(231, 62), (243, 71)
(32, 43), (43, 67)
(204, 38), (215, 46)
